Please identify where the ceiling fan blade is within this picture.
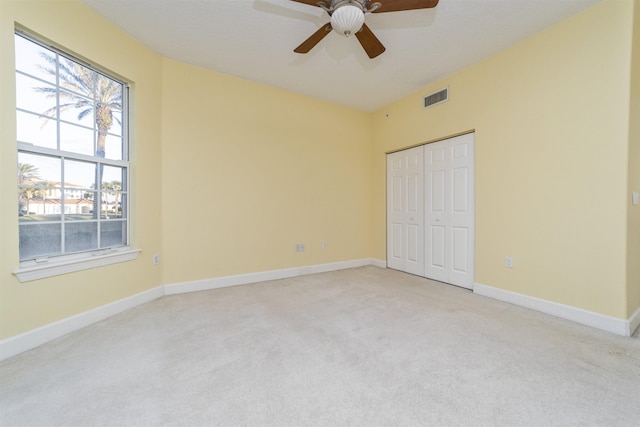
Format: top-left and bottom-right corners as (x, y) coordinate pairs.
(294, 23), (332, 54)
(290, 0), (330, 8)
(372, 0), (439, 13)
(355, 23), (386, 59)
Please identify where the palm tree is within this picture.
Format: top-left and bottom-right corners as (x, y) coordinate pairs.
(102, 180), (122, 216)
(18, 163), (41, 215)
(36, 53), (122, 158)
(18, 162), (40, 183)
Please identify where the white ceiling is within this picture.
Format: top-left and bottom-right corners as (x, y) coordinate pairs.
(80, 0), (601, 112)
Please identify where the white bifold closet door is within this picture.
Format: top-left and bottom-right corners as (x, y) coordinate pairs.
(424, 133), (474, 289)
(386, 145), (425, 276)
(387, 133), (475, 289)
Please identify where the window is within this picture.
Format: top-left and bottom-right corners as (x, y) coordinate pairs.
(14, 31), (138, 281)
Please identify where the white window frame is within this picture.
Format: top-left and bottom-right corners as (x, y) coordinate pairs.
(13, 30), (139, 282)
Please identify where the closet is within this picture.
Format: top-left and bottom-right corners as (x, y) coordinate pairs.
(386, 133), (475, 289)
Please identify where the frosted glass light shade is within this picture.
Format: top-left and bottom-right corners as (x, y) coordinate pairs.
(331, 5), (365, 37)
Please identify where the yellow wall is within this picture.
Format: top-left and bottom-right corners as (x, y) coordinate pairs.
(372, 0), (635, 319)
(160, 59), (373, 284)
(0, 0), (163, 339)
(628, 0), (640, 317)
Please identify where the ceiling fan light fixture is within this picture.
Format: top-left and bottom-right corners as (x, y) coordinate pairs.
(330, 5), (365, 37)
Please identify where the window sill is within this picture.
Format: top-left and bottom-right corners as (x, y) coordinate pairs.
(13, 248), (141, 283)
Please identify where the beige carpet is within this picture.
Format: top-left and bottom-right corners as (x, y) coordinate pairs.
(1, 266), (639, 426)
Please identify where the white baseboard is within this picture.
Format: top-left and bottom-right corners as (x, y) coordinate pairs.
(473, 282), (635, 337)
(370, 258), (387, 268)
(164, 258), (381, 295)
(1, 258), (384, 361)
(629, 307), (640, 337)
(0, 286), (164, 361)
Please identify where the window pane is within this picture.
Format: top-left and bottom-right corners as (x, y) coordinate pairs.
(101, 165), (124, 189)
(63, 194), (94, 220)
(17, 197), (40, 219)
(18, 152), (61, 184)
(63, 159), (95, 221)
(42, 197), (62, 219)
(60, 122), (94, 156)
(58, 58), (95, 98)
(96, 74), (122, 120)
(97, 74), (122, 97)
(104, 134), (123, 160)
(17, 190), (26, 218)
(101, 191), (124, 218)
(59, 90), (94, 127)
(100, 220), (126, 248)
(16, 73), (57, 117)
(63, 187), (85, 200)
(96, 75), (123, 155)
(119, 193), (127, 219)
(19, 223), (61, 259)
(65, 222), (97, 253)
(18, 153), (62, 223)
(64, 159), (96, 189)
(17, 110), (57, 148)
(110, 109), (122, 137)
(15, 34), (57, 84)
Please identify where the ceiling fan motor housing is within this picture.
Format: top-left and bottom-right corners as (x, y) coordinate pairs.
(324, 0), (382, 37)
(331, 5), (364, 36)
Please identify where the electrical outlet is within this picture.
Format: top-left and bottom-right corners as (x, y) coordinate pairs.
(295, 244), (305, 253)
(505, 256), (513, 268)
(152, 254), (160, 265)
(322, 242), (328, 249)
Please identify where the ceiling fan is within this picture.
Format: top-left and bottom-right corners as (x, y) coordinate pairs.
(292, 0), (439, 59)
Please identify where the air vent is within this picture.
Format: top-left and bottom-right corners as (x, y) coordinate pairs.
(423, 88), (448, 109)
